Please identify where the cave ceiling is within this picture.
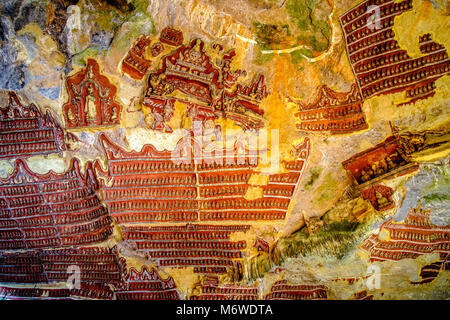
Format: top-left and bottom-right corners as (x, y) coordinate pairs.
(0, 0), (449, 301)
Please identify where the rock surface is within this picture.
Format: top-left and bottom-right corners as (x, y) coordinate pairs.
(0, 0), (448, 300)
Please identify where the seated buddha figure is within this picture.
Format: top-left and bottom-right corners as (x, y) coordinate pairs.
(375, 190), (390, 210)
(373, 161), (385, 176)
(360, 169), (371, 182)
(386, 156), (398, 170)
(379, 158), (388, 172)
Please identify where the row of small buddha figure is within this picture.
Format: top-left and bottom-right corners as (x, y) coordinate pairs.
(348, 29), (393, 55)
(0, 273), (47, 283)
(360, 51), (448, 86)
(371, 250), (419, 261)
(52, 196), (101, 213)
(0, 264), (42, 275)
(42, 179), (79, 192)
(5, 205), (50, 218)
(114, 212), (198, 223)
(378, 239), (449, 251)
(61, 226), (113, 246)
(58, 215), (112, 236)
(194, 266), (228, 274)
(350, 24), (397, 60)
(2, 184), (39, 196)
(44, 261), (119, 273)
(200, 178), (292, 193)
(1, 129), (54, 143)
(117, 291), (179, 300)
(48, 271), (121, 282)
(0, 253), (40, 265)
(45, 187), (93, 203)
(159, 258), (233, 267)
(135, 240), (246, 250)
(149, 249), (241, 259)
(200, 211), (286, 220)
(54, 206), (107, 225)
(363, 62), (449, 97)
(130, 230), (233, 241)
(344, 0), (410, 34)
(359, 151), (406, 183)
(0, 239), (28, 250)
(0, 118), (38, 130)
(105, 187), (197, 199)
(354, 50), (408, 73)
(0, 141), (56, 153)
(390, 230), (447, 242)
(7, 194), (43, 207)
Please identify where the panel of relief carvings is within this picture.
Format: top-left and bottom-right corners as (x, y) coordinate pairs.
(0, 0), (448, 300)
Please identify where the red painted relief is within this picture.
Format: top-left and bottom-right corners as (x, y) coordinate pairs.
(145, 97), (175, 133)
(293, 84), (368, 134)
(95, 131), (309, 275)
(340, 1), (450, 103)
(342, 133), (419, 189)
(96, 132), (198, 224)
(361, 184), (395, 211)
(96, 133), (309, 225)
(114, 266), (180, 300)
(0, 284), (114, 300)
(160, 26), (184, 47)
(0, 247), (126, 285)
(145, 38), (220, 104)
(190, 276), (258, 300)
(264, 280), (328, 300)
(122, 224), (250, 275)
(151, 42), (165, 57)
(143, 35), (268, 130)
(63, 59), (122, 128)
(0, 92), (67, 158)
(213, 74), (268, 130)
(411, 259), (449, 285)
(360, 207), (450, 267)
(0, 158), (113, 250)
(352, 290), (373, 300)
(122, 35), (153, 80)
(253, 238), (270, 253)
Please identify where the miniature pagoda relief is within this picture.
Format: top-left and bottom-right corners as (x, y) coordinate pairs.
(121, 35), (153, 80)
(159, 26), (184, 47)
(360, 207), (450, 266)
(293, 84), (368, 135)
(0, 156), (128, 299)
(63, 59), (122, 129)
(0, 158), (114, 250)
(0, 92), (68, 158)
(141, 31), (269, 132)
